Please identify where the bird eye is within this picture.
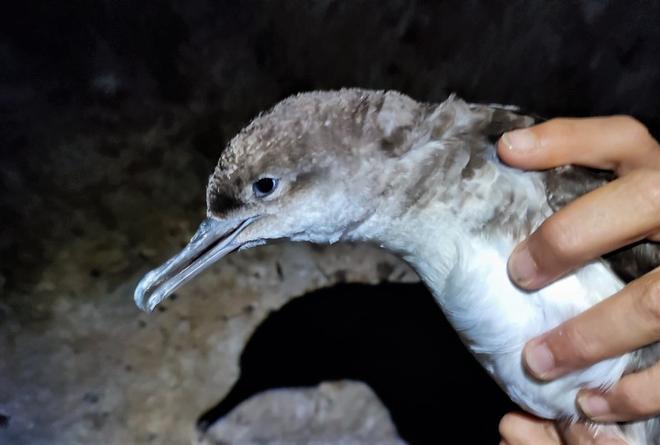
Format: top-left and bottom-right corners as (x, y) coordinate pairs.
(252, 177), (278, 198)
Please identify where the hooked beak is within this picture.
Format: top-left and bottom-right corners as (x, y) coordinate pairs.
(134, 216), (258, 312)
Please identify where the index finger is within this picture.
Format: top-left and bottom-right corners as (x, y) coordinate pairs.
(507, 168), (660, 290)
(523, 267), (660, 381)
(497, 116), (660, 175)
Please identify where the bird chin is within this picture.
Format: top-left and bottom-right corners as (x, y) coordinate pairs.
(134, 216), (259, 312)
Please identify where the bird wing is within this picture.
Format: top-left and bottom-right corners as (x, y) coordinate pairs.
(470, 101), (659, 283)
(545, 165), (660, 282)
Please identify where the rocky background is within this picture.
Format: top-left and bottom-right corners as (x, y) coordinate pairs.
(1, 1), (659, 444)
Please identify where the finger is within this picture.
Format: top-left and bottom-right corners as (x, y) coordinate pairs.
(507, 169), (660, 289)
(578, 360), (660, 422)
(559, 422), (627, 445)
(497, 116), (660, 175)
(499, 412), (562, 445)
(523, 267), (660, 380)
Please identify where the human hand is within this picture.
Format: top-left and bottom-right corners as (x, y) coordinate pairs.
(495, 116), (660, 444)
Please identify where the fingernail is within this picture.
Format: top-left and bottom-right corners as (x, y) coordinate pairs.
(595, 437), (627, 445)
(596, 439), (627, 445)
(508, 242), (539, 288)
(501, 129), (538, 151)
(578, 393), (612, 420)
(564, 422), (624, 445)
(524, 340), (556, 378)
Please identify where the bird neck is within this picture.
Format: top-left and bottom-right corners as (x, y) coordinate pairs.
(349, 149), (552, 297)
(355, 187), (539, 359)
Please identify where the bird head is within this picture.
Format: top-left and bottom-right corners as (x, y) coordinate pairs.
(134, 89), (431, 311)
(134, 88), (534, 311)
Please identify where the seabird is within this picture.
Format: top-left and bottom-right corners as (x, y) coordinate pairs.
(134, 89), (659, 443)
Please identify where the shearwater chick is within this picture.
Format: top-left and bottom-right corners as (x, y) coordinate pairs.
(134, 89), (660, 443)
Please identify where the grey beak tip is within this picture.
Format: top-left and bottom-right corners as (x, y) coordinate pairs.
(132, 216), (258, 313)
(133, 270), (160, 312)
(146, 298), (159, 312)
(134, 294), (157, 313)
(134, 297), (152, 312)
(133, 292), (150, 312)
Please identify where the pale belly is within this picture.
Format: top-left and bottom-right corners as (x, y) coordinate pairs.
(416, 238), (630, 420)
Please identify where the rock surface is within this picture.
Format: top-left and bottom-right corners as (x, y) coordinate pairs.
(0, 237), (416, 445)
(201, 381), (408, 445)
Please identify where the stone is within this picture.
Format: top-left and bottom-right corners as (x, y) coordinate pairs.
(200, 381), (408, 445)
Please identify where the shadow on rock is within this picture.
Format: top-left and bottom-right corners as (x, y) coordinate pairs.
(197, 282), (515, 445)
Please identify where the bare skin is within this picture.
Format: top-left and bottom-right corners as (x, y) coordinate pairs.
(496, 116), (660, 444)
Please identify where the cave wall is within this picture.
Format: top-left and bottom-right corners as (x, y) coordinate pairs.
(1, 1), (659, 444)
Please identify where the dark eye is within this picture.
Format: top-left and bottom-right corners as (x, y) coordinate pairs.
(252, 177), (278, 198)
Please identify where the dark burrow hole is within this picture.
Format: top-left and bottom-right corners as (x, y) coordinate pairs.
(197, 282), (516, 444)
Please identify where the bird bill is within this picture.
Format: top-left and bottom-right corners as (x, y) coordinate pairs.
(134, 217), (256, 311)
